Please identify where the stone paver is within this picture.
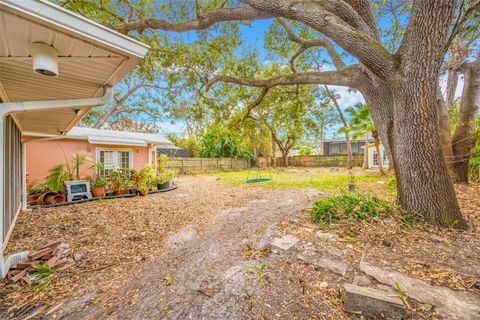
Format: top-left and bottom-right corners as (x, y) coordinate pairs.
(271, 235), (301, 251)
(344, 283), (407, 319)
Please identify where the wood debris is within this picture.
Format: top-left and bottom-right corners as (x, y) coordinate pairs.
(7, 241), (75, 283)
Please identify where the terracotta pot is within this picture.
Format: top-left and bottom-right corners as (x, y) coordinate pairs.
(38, 192), (58, 205)
(50, 194), (66, 204)
(138, 189), (148, 196)
(91, 186), (106, 198)
(113, 189), (127, 196)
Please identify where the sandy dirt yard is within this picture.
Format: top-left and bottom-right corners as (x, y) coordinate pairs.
(1, 171), (479, 319)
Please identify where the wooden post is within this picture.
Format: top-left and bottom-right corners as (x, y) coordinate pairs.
(181, 158), (185, 174)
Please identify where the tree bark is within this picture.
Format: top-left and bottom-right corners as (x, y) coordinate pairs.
(452, 56), (480, 182)
(390, 0), (465, 228)
(281, 148), (289, 167)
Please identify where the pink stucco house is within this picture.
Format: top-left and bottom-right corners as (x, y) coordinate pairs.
(24, 127), (173, 184)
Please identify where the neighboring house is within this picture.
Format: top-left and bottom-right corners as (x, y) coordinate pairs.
(158, 145), (189, 158)
(0, 0), (149, 277)
(321, 136), (374, 156)
(24, 127), (174, 183)
(364, 143), (390, 169)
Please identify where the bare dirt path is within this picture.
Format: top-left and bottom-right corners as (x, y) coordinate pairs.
(56, 183), (320, 319)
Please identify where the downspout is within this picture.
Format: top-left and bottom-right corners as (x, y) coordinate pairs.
(0, 86), (113, 278)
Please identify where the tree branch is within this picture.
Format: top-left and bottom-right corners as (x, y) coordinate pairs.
(117, 6), (272, 34)
(206, 66), (361, 91)
(241, 0), (394, 80)
(277, 18), (346, 70)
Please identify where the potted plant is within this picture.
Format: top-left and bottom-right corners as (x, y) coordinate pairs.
(158, 169), (176, 190)
(89, 162), (107, 197)
(90, 176), (107, 197)
(123, 177), (134, 195)
(137, 166), (155, 196)
(109, 168), (127, 195)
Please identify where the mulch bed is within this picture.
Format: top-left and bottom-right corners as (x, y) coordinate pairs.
(1, 172), (479, 319)
(0, 175), (281, 319)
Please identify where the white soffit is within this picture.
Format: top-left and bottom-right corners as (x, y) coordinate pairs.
(88, 136), (148, 147)
(0, 0), (149, 134)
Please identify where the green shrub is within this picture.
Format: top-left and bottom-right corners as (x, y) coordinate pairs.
(386, 175), (397, 187)
(299, 145), (314, 156)
(312, 190), (393, 227)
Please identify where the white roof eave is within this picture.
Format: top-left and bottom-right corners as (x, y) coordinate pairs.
(0, 0), (150, 58)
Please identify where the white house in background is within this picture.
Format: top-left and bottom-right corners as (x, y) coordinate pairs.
(364, 143), (390, 169)
(0, 0), (149, 277)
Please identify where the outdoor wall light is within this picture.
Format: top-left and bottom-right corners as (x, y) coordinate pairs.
(31, 42), (58, 77)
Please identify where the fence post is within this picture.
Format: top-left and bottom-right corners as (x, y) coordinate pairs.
(181, 158), (185, 174)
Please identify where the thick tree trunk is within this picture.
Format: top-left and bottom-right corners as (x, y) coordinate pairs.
(392, 85), (465, 227)
(281, 148), (289, 167)
(361, 78), (395, 166)
(390, 0), (465, 228)
(452, 58), (480, 182)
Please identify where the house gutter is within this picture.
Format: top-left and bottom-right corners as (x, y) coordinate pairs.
(0, 86), (113, 278)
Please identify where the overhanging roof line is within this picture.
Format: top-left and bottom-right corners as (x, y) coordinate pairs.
(0, 0), (150, 58)
(0, 86), (113, 133)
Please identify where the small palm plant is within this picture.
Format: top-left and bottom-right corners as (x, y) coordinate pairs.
(46, 152), (90, 192)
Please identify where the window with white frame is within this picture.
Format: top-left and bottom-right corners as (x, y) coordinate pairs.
(97, 148), (133, 174)
(372, 149), (387, 167)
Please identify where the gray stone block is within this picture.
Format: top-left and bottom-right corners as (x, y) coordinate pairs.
(344, 283), (407, 319)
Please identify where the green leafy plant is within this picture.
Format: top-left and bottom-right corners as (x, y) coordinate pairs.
(247, 263), (268, 284)
(157, 154), (168, 171)
(299, 145), (314, 156)
(46, 152), (90, 192)
(163, 275), (174, 286)
(386, 175), (397, 187)
(395, 211), (423, 230)
(31, 263), (57, 278)
(312, 190), (393, 227)
(157, 169), (176, 184)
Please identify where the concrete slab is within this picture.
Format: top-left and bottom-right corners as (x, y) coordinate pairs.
(316, 231), (338, 240)
(298, 249), (349, 276)
(360, 260), (480, 320)
(344, 283), (407, 319)
(271, 235), (301, 251)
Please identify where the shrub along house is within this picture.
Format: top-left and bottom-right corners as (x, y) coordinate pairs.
(24, 127), (174, 184)
(0, 0), (149, 277)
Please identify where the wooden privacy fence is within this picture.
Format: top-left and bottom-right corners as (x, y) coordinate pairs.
(168, 157), (251, 174)
(258, 154), (364, 168)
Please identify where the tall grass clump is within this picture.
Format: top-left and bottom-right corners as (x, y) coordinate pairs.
(312, 190), (393, 227)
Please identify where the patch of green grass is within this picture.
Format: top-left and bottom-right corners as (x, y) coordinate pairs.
(213, 170), (388, 193)
(311, 190), (394, 228)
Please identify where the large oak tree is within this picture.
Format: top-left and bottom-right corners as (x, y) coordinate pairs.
(62, 0), (480, 228)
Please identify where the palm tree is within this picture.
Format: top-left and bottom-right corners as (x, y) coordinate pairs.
(347, 103), (385, 175)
